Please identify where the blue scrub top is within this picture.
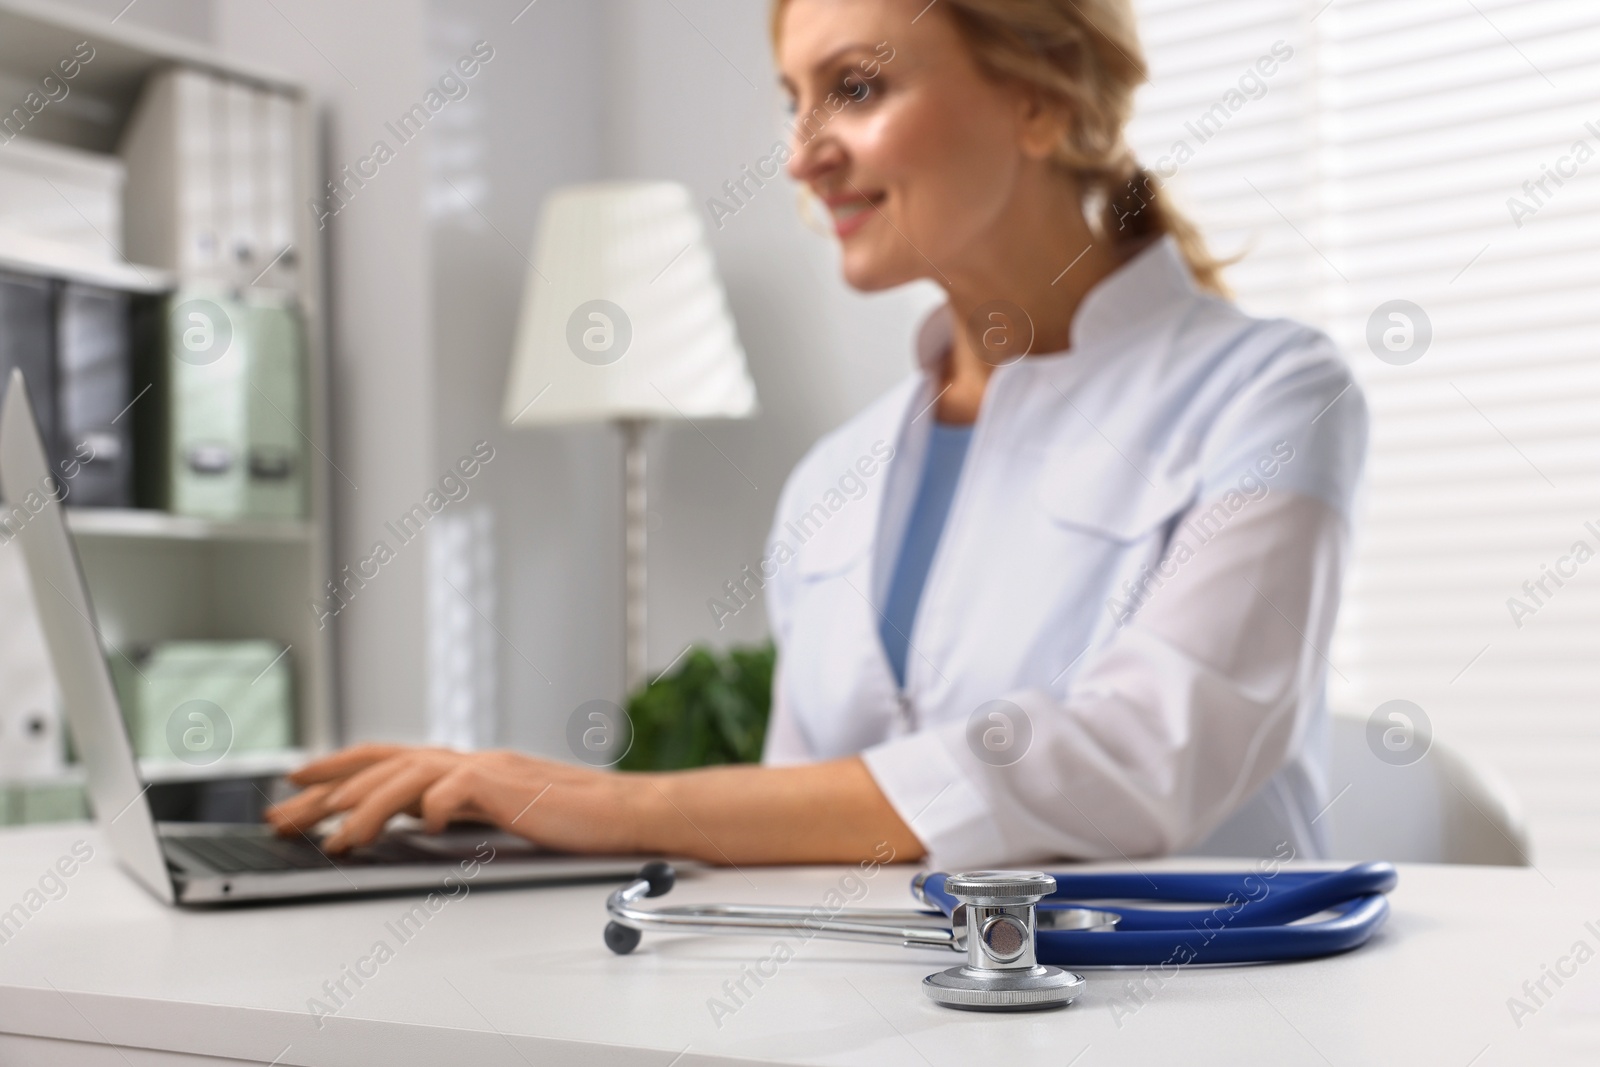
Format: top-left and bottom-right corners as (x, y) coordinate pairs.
(878, 420), (974, 687)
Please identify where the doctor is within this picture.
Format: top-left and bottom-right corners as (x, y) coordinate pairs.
(269, 0), (1366, 868)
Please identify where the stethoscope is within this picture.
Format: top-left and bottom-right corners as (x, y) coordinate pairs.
(605, 861), (1396, 1011)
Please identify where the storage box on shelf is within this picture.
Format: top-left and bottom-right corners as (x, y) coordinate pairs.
(134, 286), (309, 522)
(0, 137), (124, 262)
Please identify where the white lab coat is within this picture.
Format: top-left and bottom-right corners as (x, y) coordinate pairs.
(761, 237), (1368, 868)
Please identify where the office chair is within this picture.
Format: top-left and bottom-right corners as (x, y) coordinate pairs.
(1324, 708), (1531, 866)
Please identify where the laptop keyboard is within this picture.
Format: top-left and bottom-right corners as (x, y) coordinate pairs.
(167, 833), (343, 873)
(163, 825), (550, 876)
(168, 832), (455, 873)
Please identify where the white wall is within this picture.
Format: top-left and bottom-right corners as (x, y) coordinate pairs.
(207, 0), (440, 745)
(411, 0), (941, 757)
(418, 0), (615, 756)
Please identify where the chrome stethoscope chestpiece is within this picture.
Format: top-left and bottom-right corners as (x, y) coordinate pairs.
(922, 870), (1085, 1011)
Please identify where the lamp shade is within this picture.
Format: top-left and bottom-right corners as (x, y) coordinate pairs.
(502, 181), (758, 426)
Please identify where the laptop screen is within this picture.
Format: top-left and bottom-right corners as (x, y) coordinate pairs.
(0, 368), (174, 903)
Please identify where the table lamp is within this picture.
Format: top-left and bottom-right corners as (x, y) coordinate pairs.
(502, 181), (758, 695)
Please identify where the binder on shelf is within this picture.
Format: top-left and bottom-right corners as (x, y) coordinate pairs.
(55, 283), (134, 507)
(140, 288), (307, 520)
(0, 272), (57, 467)
(120, 67), (298, 292)
(110, 640), (295, 763)
(257, 92), (299, 291)
(121, 67), (222, 280)
(244, 298), (307, 519)
(152, 288), (249, 517)
(221, 79), (261, 279)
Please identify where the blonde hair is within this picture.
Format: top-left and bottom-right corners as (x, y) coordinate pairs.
(771, 0), (1230, 296)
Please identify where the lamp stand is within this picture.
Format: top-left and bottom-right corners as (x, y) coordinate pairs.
(620, 418), (648, 697)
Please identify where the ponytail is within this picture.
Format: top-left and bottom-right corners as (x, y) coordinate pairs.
(1103, 167), (1230, 296)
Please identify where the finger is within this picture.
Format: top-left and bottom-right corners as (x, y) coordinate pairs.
(270, 752), (423, 832)
(288, 743), (407, 786)
(323, 754), (440, 811)
(419, 766), (480, 834)
(267, 790), (339, 838)
(324, 762), (445, 851)
(288, 743), (408, 786)
(292, 752), (456, 843)
(265, 783), (336, 835)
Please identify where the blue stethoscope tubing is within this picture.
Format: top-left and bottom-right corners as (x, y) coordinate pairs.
(917, 862), (1397, 967)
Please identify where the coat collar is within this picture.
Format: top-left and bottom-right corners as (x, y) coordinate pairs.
(801, 237), (1204, 591)
(911, 235), (1200, 374)
(857, 236), (1202, 598)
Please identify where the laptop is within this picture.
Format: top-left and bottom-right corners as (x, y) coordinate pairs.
(0, 368), (648, 904)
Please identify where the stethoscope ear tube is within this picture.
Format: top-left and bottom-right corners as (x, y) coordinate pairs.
(604, 862), (959, 954)
(918, 862), (1395, 924)
(1036, 892), (1390, 967)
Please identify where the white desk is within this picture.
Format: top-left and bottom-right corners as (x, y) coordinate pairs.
(0, 823), (1596, 1066)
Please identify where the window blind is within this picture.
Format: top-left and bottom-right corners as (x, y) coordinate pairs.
(1129, 0), (1600, 864)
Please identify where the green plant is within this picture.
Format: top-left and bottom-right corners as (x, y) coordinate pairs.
(618, 642), (775, 771)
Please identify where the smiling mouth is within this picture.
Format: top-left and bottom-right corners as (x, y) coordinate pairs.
(826, 192), (884, 236)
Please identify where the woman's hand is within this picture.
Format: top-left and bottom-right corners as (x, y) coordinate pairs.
(264, 744), (640, 854)
(267, 743), (924, 865)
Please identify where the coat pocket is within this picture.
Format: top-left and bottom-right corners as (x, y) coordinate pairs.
(1033, 451), (1199, 543)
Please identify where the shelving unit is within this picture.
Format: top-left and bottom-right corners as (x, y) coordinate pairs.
(0, 231), (174, 294)
(6, 748), (308, 788)
(0, 0), (299, 152)
(0, 2), (336, 788)
(66, 507), (313, 543)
